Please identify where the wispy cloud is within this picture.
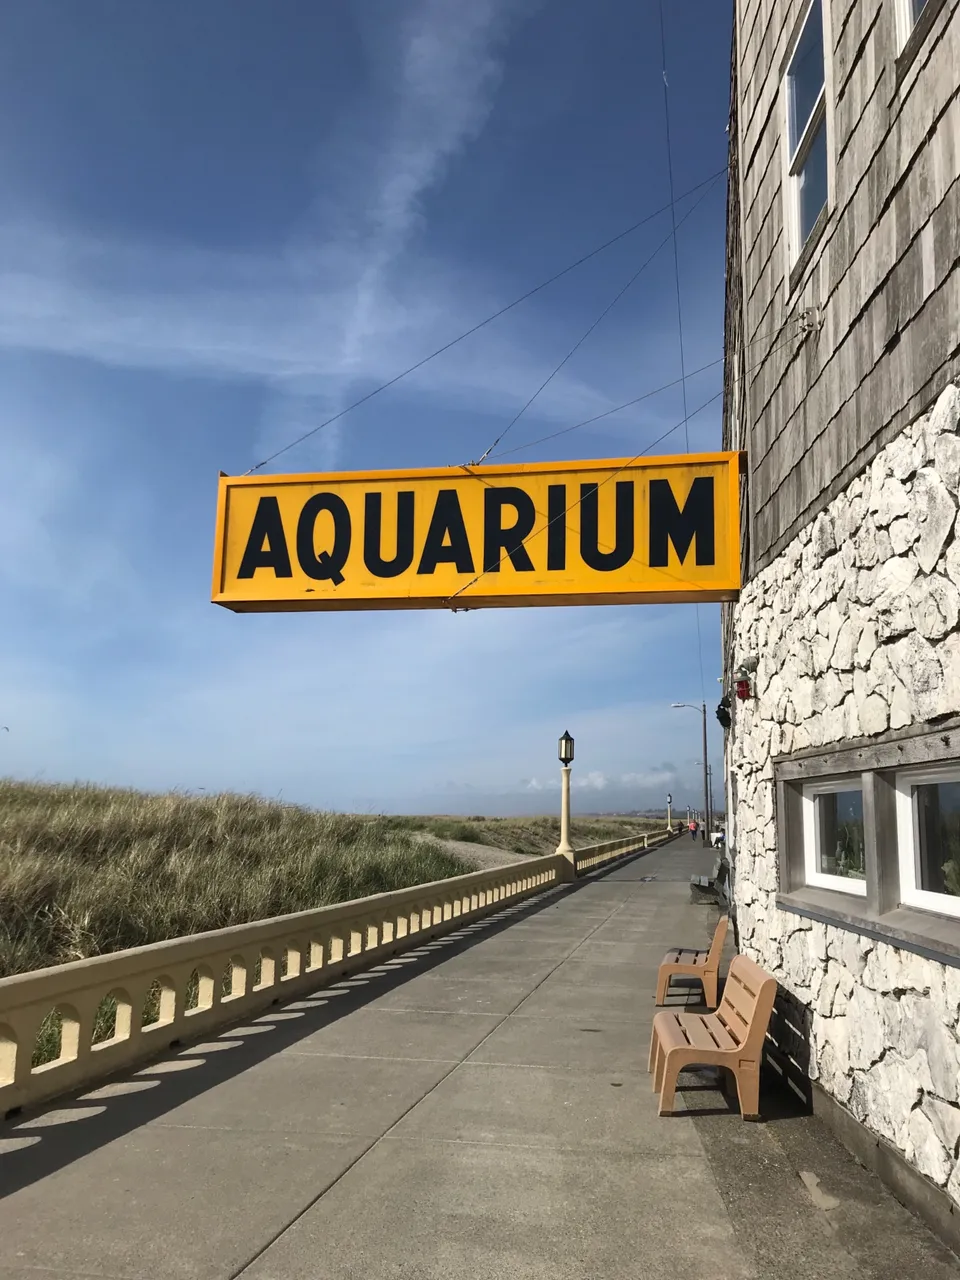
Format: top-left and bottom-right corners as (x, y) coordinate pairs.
(0, 218), (720, 474)
(0, 413), (140, 614)
(621, 767), (676, 788)
(0, 217), (715, 478)
(523, 764), (678, 797)
(257, 2), (522, 466)
(574, 770), (609, 791)
(0, 228), (643, 443)
(0, 3), (520, 448)
(0, 0), (725, 475)
(0, 0), (728, 815)
(331, 0), (513, 361)
(0, 573), (710, 811)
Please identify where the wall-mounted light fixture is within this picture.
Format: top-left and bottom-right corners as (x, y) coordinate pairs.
(733, 656), (757, 701)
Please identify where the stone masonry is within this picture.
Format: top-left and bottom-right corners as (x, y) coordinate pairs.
(731, 383), (960, 1202)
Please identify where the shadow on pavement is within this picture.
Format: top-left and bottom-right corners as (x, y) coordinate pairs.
(0, 845), (675, 1199)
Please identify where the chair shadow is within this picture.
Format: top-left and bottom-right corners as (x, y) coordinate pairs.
(652, 972), (814, 1125)
(664, 1064), (809, 1123)
(728, 971), (815, 1121)
(0, 846), (666, 1198)
(659, 975), (710, 1002)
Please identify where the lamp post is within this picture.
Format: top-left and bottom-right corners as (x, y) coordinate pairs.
(556, 730), (575, 865)
(671, 702), (710, 845)
(694, 763), (716, 843)
(666, 792), (672, 832)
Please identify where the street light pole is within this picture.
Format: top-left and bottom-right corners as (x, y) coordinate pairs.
(558, 765), (572, 855)
(700, 702), (710, 845)
(707, 765), (714, 831)
(556, 731), (575, 872)
(672, 701), (711, 846)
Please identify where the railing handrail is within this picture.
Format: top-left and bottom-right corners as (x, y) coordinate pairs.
(0, 827), (670, 1114)
(0, 854), (554, 1004)
(0, 830), (672, 999)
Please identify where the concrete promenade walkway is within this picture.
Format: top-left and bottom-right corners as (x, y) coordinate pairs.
(1, 839), (958, 1279)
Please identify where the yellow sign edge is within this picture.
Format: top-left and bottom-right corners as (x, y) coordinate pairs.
(214, 449), (743, 488)
(216, 588), (741, 613)
(211, 451), (745, 610)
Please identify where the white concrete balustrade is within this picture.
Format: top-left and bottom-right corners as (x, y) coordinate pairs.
(575, 833), (659, 873)
(0, 831), (668, 1115)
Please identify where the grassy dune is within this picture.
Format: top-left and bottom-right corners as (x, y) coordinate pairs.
(380, 813), (664, 858)
(0, 781), (661, 981)
(0, 780), (471, 979)
(0, 781), (659, 1065)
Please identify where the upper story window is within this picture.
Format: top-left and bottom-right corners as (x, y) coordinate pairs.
(898, 0), (931, 37)
(894, 0), (948, 81)
(785, 0), (828, 258)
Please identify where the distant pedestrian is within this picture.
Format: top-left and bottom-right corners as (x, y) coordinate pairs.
(689, 819), (698, 842)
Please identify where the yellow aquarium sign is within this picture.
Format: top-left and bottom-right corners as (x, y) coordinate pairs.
(212, 453), (743, 612)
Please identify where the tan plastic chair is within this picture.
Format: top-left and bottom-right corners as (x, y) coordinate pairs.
(648, 953), (778, 1120)
(655, 914), (728, 1009)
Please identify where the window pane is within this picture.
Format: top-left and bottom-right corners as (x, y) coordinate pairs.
(797, 115), (828, 243)
(911, 0), (930, 25)
(788, 0), (824, 152)
(914, 781), (960, 899)
(816, 790), (865, 879)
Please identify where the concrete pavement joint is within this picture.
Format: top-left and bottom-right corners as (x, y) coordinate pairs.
(229, 872), (662, 1279)
(135, 1122), (364, 1136)
(261, 1051), (463, 1064)
(376, 1134), (710, 1154)
(1, 1270), (138, 1280)
(440, 1059), (652, 1075)
(12, 841), (951, 1277)
(366, 1006), (652, 1023)
(0, 877), (588, 1194)
(350, 1004), (507, 1016)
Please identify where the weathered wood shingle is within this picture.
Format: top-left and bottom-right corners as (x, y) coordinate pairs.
(723, 0), (960, 576)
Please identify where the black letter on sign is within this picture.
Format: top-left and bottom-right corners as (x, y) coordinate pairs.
(364, 492), (415, 578)
(237, 496), (293, 578)
(483, 487), (535, 573)
(297, 493), (351, 585)
(547, 485), (566, 571)
(648, 477), (715, 566)
(417, 490), (475, 575)
(580, 481), (634, 571)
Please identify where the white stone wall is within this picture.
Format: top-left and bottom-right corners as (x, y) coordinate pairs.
(731, 383), (960, 1201)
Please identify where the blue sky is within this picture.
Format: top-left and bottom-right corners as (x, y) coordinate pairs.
(0, 0), (733, 816)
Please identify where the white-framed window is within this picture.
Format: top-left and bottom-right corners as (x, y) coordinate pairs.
(895, 765), (960, 919)
(896, 0), (931, 47)
(784, 0), (829, 262)
(802, 779), (868, 895)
